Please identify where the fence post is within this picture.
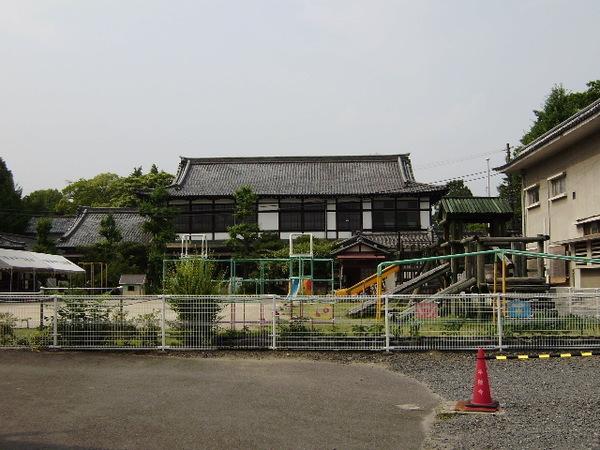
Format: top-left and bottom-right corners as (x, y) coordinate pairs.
(52, 295), (58, 348)
(271, 295), (277, 350)
(496, 293), (503, 351)
(384, 295), (390, 352)
(161, 295), (167, 351)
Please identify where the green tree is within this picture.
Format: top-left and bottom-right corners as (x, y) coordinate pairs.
(521, 80), (600, 145)
(57, 168), (173, 213)
(227, 186), (260, 257)
(32, 218), (56, 254)
(0, 157), (25, 233)
(139, 186), (176, 291)
(444, 180), (473, 197)
(99, 214), (123, 245)
(58, 173), (121, 213)
(22, 189), (64, 214)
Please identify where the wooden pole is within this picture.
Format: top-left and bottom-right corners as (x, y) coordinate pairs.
(537, 238), (545, 279)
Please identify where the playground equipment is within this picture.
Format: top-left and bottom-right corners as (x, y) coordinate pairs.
(374, 247), (600, 320)
(177, 233), (208, 258)
(336, 265), (400, 296)
(288, 233), (315, 297)
(163, 233), (334, 295)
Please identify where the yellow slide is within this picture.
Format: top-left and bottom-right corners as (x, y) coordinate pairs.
(336, 265), (399, 296)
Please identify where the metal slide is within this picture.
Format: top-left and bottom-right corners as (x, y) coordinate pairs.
(346, 263), (452, 317)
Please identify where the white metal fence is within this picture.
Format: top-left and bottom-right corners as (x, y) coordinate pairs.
(0, 292), (599, 351)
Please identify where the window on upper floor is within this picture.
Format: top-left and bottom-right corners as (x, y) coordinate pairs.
(549, 174), (566, 199)
(372, 197), (420, 231)
(526, 185), (540, 207)
(336, 199), (362, 231)
(583, 221), (600, 236)
(280, 198), (325, 231)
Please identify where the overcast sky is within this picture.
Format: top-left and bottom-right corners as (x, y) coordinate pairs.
(2, 0), (599, 196)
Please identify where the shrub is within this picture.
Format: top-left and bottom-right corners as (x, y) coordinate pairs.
(165, 259), (224, 347)
(0, 313), (16, 345)
(56, 298), (111, 346)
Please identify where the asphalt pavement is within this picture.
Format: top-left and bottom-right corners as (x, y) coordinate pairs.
(0, 351), (438, 450)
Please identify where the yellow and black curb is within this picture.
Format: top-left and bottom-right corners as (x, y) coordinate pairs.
(486, 351), (595, 360)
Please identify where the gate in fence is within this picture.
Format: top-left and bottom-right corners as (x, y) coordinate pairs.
(0, 292), (599, 351)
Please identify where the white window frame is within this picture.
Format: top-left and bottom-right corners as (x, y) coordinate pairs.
(548, 172), (567, 201)
(525, 183), (540, 209)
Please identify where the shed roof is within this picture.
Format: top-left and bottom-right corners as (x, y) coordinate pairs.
(0, 249), (84, 273)
(439, 197), (512, 216)
(57, 207), (150, 249)
(167, 154), (447, 198)
(119, 274), (147, 285)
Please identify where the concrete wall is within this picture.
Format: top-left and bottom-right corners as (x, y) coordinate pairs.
(522, 130), (600, 244)
(521, 130), (600, 286)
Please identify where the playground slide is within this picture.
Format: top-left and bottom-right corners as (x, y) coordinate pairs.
(388, 263), (451, 295)
(288, 278), (301, 299)
(346, 263), (451, 317)
(391, 277), (477, 322)
(335, 265), (400, 296)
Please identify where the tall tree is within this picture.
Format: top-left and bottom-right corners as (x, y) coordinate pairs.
(99, 214), (123, 245)
(139, 186), (176, 291)
(444, 180), (473, 197)
(499, 80), (600, 232)
(521, 80), (600, 145)
(0, 158), (25, 233)
(227, 186), (260, 257)
(22, 189), (64, 214)
(32, 218), (56, 254)
(57, 168), (174, 213)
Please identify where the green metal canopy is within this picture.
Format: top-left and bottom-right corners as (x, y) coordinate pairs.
(440, 197), (512, 216)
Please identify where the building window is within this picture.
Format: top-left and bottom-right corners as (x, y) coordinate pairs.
(372, 197), (420, 231)
(583, 221), (600, 235)
(303, 199), (325, 230)
(213, 202), (234, 232)
(337, 199), (361, 231)
(191, 203), (212, 232)
(280, 200), (302, 231)
(171, 201), (190, 233)
(526, 185), (540, 207)
(549, 174), (566, 199)
(279, 198), (325, 231)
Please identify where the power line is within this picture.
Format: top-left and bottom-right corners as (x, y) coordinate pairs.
(428, 171), (503, 185)
(414, 147), (509, 170)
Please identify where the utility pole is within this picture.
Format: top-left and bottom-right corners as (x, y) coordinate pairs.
(486, 158), (491, 196)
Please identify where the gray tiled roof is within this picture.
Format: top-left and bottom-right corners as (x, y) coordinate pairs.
(332, 231), (435, 255)
(0, 233), (29, 250)
(57, 207), (150, 248)
(26, 216), (76, 236)
(167, 155), (447, 197)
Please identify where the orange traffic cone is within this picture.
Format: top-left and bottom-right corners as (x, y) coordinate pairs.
(455, 348), (499, 412)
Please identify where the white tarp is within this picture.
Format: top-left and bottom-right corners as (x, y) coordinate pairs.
(0, 249), (85, 273)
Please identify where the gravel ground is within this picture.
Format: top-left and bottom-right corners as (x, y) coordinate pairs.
(166, 350), (600, 449)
